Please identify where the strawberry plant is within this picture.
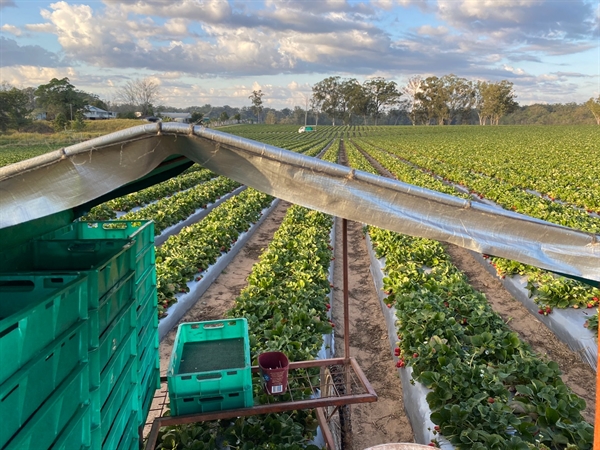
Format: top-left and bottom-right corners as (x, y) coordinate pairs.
(369, 226), (594, 450)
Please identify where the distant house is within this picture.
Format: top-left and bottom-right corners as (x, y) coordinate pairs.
(161, 112), (192, 123)
(83, 106), (117, 120)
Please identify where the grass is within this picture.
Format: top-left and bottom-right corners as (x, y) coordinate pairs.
(0, 119), (145, 167)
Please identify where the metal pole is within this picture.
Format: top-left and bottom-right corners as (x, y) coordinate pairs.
(342, 218), (350, 362)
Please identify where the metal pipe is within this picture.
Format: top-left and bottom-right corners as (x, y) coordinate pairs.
(343, 218), (350, 362)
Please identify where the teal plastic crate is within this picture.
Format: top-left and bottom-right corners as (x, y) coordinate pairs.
(136, 284), (158, 333)
(116, 409), (141, 450)
(0, 239), (134, 308)
(51, 403), (92, 450)
(167, 319), (252, 409)
(0, 273), (87, 385)
(89, 300), (136, 392)
(3, 361), (90, 450)
(170, 386), (253, 416)
(39, 220), (154, 264)
(92, 328), (137, 416)
(90, 357), (138, 450)
(134, 265), (156, 311)
(0, 320), (88, 448)
(94, 271), (135, 343)
(139, 368), (159, 427)
(134, 245), (155, 283)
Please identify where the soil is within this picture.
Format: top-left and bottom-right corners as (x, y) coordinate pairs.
(444, 243), (596, 424)
(330, 219), (414, 449)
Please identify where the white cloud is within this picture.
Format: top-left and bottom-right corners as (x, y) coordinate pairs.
(1, 65), (76, 87)
(1, 24), (21, 35)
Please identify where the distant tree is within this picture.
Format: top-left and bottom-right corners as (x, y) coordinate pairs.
(35, 77), (88, 121)
(116, 78), (159, 117)
(0, 84), (33, 131)
(190, 111), (204, 124)
(477, 80), (518, 125)
(72, 110), (86, 131)
(312, 76), (343, 126)
(53, 112), (68, 131)
(416, 76), (449, 125)
(233, 113), (241, 123)
(585, 96), (600, 125)
(442, 74), (475, 125)
(362, 77), (402, 125)
(401, 76), (422, 125)
(265, 110), (277, 124)
(219, 111), (229, 122)
(248, 90), (264, 123)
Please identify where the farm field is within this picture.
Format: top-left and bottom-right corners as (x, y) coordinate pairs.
(2, 124), (598, 449)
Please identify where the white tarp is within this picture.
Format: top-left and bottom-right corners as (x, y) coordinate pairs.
(0, 122), (598, 282)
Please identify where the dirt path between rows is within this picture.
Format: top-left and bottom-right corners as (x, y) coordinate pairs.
(331, 219), (415, 449)
(444, 244), (596, 424)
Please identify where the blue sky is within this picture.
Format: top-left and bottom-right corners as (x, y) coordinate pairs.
(1, 0), (599, 109)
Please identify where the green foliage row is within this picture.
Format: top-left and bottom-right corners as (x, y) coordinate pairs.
(369, 228), (593, 449)
(155, 188), (274, 315)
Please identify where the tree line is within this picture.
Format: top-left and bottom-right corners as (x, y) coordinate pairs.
(1, 76), (599, 133)
(308, 74), (520, 126)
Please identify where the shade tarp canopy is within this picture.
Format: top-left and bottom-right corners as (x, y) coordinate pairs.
(1, 123), (598, 282)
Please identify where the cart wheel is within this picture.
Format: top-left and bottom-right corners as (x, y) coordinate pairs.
(321, 368), (343, 450)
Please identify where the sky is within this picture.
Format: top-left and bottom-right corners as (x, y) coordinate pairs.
(1, 0), (599, 110)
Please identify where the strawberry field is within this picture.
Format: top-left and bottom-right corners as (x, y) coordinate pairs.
(3, 124), (598, 449)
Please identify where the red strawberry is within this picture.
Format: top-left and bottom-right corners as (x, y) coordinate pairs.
(387, 303), (392, 308)
(325, 303), (331, 310)
(413, 353), (419, 358)
(434, 425), (440, 432)
(394, 348), (401, 356)
(488, 397), (495, 404)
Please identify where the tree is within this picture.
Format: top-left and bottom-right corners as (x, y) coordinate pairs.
(0, 84), (33, 131)
(190, 111), (204, 124)
(219, 111), (229, 122)
(363, 77), (402, 125)
(248, 90), (264, 123)
(477, 80), (518, 125)
(402, 76), (422, 125)
(265, 110), (277, 124)
(35, 77), (88, 121)
(585, 96), (600, 125)
(312, 76), (343, 126)
(233, 113), (241, 123)
(416, 76), (449, 125)
(441, 74), (475, 125)
(116, 78), (159, 117)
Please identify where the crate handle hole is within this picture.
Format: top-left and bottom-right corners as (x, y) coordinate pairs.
(181, 376), (192, 380)
(196, 374), (221, 381)
(0, 280), (35, 292)
(0, 323), (18, 338)
(226, 371), (238, 376)
(103, 223), (128, 230)
(183, 398), (194, 403)
(203, 323), (224, 329)
(199, 396), (223, 403)
(1, 384), (19, 403)
(191, 324), (199, 329)
(228, 393), (240, 398)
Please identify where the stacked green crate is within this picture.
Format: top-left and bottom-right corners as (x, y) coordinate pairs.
(0, 239), (131, 450)
(40, 221), (160, 431)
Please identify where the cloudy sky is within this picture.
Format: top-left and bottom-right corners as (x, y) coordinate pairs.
(1, 0), (599, 109)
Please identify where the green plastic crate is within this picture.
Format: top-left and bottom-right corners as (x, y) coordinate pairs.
(139, 368), (159, 427)
(117, 409), (141, 450)
(0, 320), (88, 448)
(167, 319), (252, 410)
(136, 290), (158, 337)
(89, 300), (136, 392)
(39, 220), (154, 264)
(134, 245), (155, 283)
(91, 271), (135, 347)
(3, 361), (90, 450)
(0, 239), (135, 308)
(170, 386), (253, 416)
(92, 328), (137, 417)
(51, 403), (92, 450)
(90, 357), (138, 450)
(134, 265), (156, 311)
(0, 273), (87, 385)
